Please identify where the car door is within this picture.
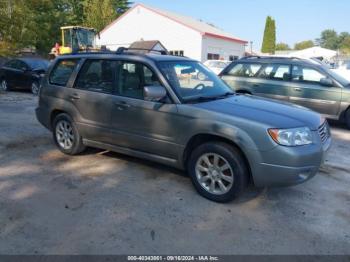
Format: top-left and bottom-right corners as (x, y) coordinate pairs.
(288, 65), (342, 116)
(253, 63), (292, 102)
(109, 60), (180, 160)
(70, 59), (117, 144)
(16, 60), (32, 88)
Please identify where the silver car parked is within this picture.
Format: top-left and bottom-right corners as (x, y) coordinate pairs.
(36, 50), (331, 202)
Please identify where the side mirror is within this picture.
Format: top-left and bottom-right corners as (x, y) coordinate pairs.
(144, 85), (167, 102)
(320, 78), (333, 87)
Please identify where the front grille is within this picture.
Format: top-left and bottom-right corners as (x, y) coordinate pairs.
(318, 121), (330, 143)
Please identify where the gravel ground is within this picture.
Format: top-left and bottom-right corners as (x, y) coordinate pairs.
(0, 91), (349, 255)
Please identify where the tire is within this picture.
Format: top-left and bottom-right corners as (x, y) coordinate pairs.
(187, 142), (248, 203)
(52, 113), (86, 155)
(346, 109), (350, 130)
(31, 81), (40, 96)
(1, 78), (10, 91)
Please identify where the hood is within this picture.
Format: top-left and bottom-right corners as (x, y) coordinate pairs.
(192, 95), (323, 130)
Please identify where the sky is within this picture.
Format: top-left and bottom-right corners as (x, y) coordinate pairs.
(138, 0), (349, 51)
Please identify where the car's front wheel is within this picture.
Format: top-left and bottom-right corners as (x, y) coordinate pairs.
(53, 113), (86, 155)
(31, 81), (40, 95)
(187, 142), (248, 202)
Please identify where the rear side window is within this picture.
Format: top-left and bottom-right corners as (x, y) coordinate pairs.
(227, 63), (262, 77)
(258, 64), (290, 81)
(75, 59), (116, 93)
(49, 59), (79, 86)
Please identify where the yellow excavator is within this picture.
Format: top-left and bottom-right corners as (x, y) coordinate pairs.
(50, 26), (99, 57)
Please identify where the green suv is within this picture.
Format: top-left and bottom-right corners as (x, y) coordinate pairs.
(36, 51), (331, 202)
(220, 56), (350, 128)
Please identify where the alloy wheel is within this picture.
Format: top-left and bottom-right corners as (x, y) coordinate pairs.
(1, 79), (8, 91)
(31, 82), (40, 95)
(195, 153), (234, 195)
(55, 120), (74, 150)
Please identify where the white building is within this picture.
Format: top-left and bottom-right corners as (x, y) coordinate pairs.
(98, 3), (248, 62)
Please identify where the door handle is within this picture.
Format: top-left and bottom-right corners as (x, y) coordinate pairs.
(294, 87), (302, 92)
(114, 101), (131, 110)
(70, 93), (80, 100)
(253, 84), (260, 87)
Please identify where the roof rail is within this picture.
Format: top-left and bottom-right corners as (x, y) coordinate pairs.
(116, 47), (169, 55)
(241, 55), (304, 60)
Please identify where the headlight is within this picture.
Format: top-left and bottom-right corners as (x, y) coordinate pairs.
(268, 127), (313, 146)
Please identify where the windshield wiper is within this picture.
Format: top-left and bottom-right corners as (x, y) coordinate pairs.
(184, 92), (235, 104)
(184, 96), (218, 103)
(216, 92), (235, 99)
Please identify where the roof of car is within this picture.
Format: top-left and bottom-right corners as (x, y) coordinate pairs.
(56, 52), (196, 62)
(238, 56), (318, 66)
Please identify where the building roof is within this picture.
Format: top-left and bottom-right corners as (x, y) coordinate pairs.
(101, 3), (248, 44)
(292, 46), (337, 60)
(129, 40), (167, 51)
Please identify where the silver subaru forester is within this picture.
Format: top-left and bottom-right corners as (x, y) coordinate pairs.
(36, 51), (331, 202)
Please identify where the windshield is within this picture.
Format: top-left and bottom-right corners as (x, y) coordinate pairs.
(324, 66), (350, 86)
(158, 61), (233, 102)
(209, 61), (229, 68)
(28, 60), (49, 70)
(76, 29), (95, 48)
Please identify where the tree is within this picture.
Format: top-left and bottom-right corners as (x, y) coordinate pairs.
(340, 35), (350, 54)
(317, 29), (339, 50)
(294, 40), (314, 50)
(0, 0), (36, 55)
(261, 16), (276, 54)
(83, 0), (132, 32)
(271, 18), (276, 53)
(0, 0), (131, 55)
(275, 42), (290, 51)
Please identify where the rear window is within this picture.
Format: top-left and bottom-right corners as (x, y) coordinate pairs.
(49, 59), (79, 86)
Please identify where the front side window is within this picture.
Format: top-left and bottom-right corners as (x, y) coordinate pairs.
(292, 65), (328, 84)
(258, 64), (290, 81)
(75, 59), (115, 93)
(158, 61), (232, 102)
(228, 63), (262, 77)
(49, 59), (79, 86)
(117, 62), (161, 99)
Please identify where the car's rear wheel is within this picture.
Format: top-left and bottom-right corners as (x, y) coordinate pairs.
(31, 81), (40, 95)
(53, 113), (86, 155)
(187, 142), (248, 202)
(1, 79), (9, 91)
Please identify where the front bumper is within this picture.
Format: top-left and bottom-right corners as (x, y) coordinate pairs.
(248, 135), (331, 187)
